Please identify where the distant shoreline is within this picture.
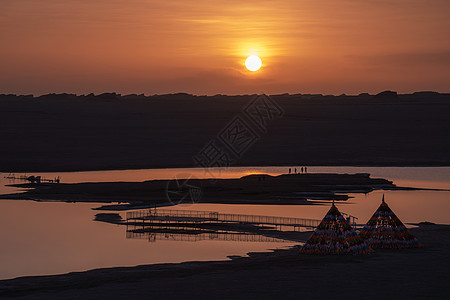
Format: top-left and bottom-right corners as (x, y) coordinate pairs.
(2, 172), (443, 210)
(2, 162), (450, 173)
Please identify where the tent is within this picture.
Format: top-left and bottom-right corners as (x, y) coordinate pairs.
(359, 195), (421, 248)
(301, 203), (371, 255)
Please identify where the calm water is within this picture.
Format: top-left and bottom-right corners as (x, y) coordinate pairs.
(0, 166), (449, 280)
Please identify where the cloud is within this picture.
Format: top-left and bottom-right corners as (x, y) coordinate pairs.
(346, 50), (450, 67)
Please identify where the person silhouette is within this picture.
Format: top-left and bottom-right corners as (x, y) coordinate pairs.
(295, 168), (297, 174)
(301, 167), (304, 173)
(289, 168), (291, 174)
(305, 167), (308, 173)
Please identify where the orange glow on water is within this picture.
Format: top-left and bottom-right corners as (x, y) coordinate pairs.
(1, 167), (450, 279)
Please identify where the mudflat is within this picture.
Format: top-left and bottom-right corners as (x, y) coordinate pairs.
(1, 173), (400, 207)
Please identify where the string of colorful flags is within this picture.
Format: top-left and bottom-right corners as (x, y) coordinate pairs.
(301, 195), (421, 255)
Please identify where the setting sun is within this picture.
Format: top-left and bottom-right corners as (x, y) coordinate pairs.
(245, 55), (262, 71)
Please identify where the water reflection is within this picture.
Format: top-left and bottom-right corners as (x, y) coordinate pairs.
(0, 166), (449, 280)
(127, 228), (289, 243)
(0, 200), (295, 280)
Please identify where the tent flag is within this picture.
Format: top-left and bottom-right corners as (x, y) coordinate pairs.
(359, 195), (421, 248)
(300, 203), (372, 255)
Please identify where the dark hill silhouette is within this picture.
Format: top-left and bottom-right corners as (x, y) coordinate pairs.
(0, 92), (449, 171)
(374, 90), (398, 99)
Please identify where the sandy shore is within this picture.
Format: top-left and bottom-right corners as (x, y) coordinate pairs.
(0, 223), (448, 299)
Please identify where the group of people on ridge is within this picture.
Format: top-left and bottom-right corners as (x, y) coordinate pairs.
(288, 167), (307, 174)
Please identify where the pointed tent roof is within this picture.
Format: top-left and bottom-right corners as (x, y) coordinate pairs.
(359, 195), (421, 248)
(301, 203), (371, 255)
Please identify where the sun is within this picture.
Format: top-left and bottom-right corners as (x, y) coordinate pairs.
(245, 55), (262, 71)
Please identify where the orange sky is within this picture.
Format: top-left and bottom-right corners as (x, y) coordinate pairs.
(1, 0), (449, 95)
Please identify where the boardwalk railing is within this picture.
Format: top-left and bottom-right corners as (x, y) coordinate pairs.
(127, 209), (321, 229)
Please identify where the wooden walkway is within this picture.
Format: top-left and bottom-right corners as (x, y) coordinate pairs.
(127, 209), (321, 230)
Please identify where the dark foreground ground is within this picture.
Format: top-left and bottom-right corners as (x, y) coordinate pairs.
(1, 92), (450, 172)
(0, 224), (448, 299)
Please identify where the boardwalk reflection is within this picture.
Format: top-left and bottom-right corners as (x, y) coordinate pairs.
(127, 228), (290, 243)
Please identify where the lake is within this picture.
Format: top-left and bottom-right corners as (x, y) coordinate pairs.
(1, 166), (449, 280)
